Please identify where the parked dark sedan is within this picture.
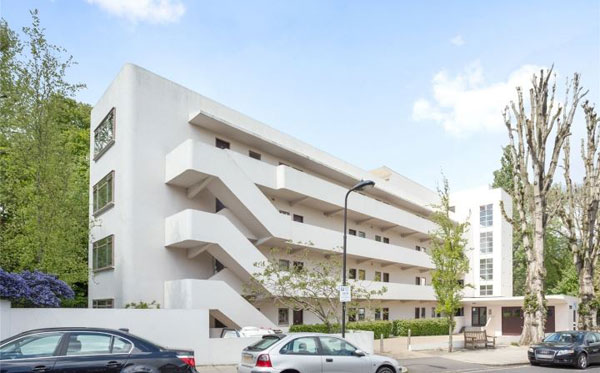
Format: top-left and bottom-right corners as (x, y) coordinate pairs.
(528, 331), (600, 369)
(0, 327), (197, 373)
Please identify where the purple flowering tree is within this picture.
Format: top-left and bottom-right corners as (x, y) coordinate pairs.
(0, 268), (74, 307)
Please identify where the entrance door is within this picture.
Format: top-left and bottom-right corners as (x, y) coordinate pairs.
(545, 306), (555, 333)
(293, 310), (304, 325)
(502, 307), (523, 335)
(472, 307), (487, 327)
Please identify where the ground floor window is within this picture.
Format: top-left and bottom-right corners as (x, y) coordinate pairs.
(92, 299), (114, 308)
(278, 308), (289, 325)
(383, 308), (389, 321)
(415, 307), (425, 319)
(455, 307), (465, 317)
(358, 308), (365, 321)
(348, 308), (356, 322)
(375, 308), (390, 321)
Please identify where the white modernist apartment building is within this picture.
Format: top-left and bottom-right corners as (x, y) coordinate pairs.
(89, 64), (578, 337)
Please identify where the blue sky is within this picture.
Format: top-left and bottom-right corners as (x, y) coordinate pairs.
(2, 0), (599, 191)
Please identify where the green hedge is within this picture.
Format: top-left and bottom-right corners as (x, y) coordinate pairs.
(347, 321), (394, 338)
(290, 318), (450, 337)
(393, 318), (450, 336)
(289, 321), (393, 337)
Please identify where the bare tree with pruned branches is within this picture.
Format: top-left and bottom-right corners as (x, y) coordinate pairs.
(501, 68), (585, 345)
(561, 101), (599, 330)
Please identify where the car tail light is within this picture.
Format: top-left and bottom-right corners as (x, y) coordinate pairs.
(255, 354), (272, 367)
(177, 355), (196, 367)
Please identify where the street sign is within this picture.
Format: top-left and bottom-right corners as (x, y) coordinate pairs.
(339, 285), (351, 302)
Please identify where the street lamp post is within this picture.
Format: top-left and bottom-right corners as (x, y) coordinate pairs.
(341, 179), (375, 338)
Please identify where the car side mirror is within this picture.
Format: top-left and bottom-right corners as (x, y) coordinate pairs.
(353, 350), (366, 357)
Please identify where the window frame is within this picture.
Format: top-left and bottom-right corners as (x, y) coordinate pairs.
(92, 235), (114, 272)
(293, 214), (304, 223)
(93, 108), (116, 161)
(348, 229), (357, 236)
(215, 138), (230, 149)
(318, 336), (358, 356)
(279, 337), (320, 356)
(383, 272), (390, 282)
(480, 231), (493, 254)
(61, 332), (134, 357)
(348, 269), (356, 280)
(480, 204), (493, 227)
(480, 285), (493, 296)
(358, 269), (366, 280)
(479, 258), (494, 280)
(279, 259), (290, 271)
(92, 171), (115, 216)
(0, 331), (65, 361)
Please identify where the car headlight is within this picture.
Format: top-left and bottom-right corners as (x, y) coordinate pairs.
(556, 350), (574, 356)
(528, 347), (534, 353)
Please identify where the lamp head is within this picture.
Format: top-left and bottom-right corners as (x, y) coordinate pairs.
(351, 179), (375, 192)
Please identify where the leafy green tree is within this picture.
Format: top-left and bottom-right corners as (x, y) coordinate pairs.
(430, 178), (470, 352)
(248, 248), (386, 333)
(0, 11), (90, 306)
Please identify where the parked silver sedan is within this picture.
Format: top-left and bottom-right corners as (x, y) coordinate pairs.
(237, 333), (403, 373)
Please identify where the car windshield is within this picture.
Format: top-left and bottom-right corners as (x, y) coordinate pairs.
(543, 332), (583, 344)
(246, 336), (282, 351)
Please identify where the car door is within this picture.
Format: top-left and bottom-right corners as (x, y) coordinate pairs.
(277, 337), (322, 373)
(52, 332), (130, 373)
(590, 333), (600, 363)
(0, 331), (64, 373)
(318, 336), (370, 373)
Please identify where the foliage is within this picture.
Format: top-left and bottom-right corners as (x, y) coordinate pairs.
(289, 321), (394, 338)
(249, 248), (386, 333)
(393, 318), (451, 336)
(429, 177), (470, 351)
(289, 323), (336, 333)
(125, 300), (161, 309)
(0, 268), (74, 307)
(0, 11), (90, 304)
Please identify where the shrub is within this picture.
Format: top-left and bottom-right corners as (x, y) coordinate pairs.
(347, 321), (393, 338)
(393, 318), (450, 336)
(289, 323), (340, 333)
(0, 268), (74, 307)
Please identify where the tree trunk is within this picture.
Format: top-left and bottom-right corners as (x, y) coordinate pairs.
(448, 317), (453, 352)
(578, 259), (597, 330)
(520, 190), (547, 345)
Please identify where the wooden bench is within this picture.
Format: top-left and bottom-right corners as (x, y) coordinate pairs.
(464, 329), (497, 349)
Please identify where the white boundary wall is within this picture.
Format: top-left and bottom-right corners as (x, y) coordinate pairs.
(0, 301), (374, 365)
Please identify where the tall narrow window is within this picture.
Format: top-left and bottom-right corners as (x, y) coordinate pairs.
(348, 269), (357, 280)
(374, 271), (382, 281)
(94, 108), (115, 160)
(278, 308), (289, 325)
(480, 204), (493, 227)
(93, 171), (114, 216)
(383, 273), (390, 282)
(480, 258), (493, 280)
(93, 235), (114, 271)
(480, 231), (493, 254)
(358, 269), (366, 280)
(375, 308), (381, 320)
(383, 308), (389, 321)
(215, 138), (230, 149)
(358, 308), (365, 321)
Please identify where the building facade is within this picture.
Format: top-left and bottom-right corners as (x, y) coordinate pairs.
(88, 64), (578, 336)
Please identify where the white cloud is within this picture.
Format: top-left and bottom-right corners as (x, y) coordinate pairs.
(413, 61), (547, 136)
(450, 35), (465, 46)
(87, 0), (185, 24)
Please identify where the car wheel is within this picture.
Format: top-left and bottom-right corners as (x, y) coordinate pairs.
(376, 366), (395, 373)
(576, 353), (588, 369)
(529, 361), (539, 366)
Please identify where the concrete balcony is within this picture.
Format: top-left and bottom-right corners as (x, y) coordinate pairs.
(166, 140), (435, 237)
(352, 280), (436, 301)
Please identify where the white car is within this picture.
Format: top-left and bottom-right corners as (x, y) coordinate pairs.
(221, 326), (279, 338)
(237, 333), (404, 373)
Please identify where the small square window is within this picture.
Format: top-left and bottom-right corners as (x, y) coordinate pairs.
(93, 171), (115, 216)
(358, 231), (366, 238)
(348, 229), (357, 236)
(383, 237), (390, 244)
(216, 138), (230, 149)
(293, 261), (304, 271)
(279, 259), (290, 271)
(249, 150), (261, 160)
(293, 214), (304, 223)
(416, 246), (421, 251)
(348, 269), (356, 280)
(358, 308), (365, 321)
(375, 235), (382, 242)
(480, 285), (493, 296)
